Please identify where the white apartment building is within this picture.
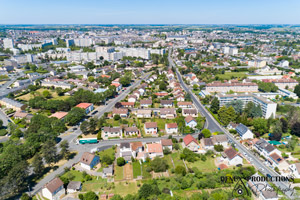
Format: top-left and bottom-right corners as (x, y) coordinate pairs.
(3, 38), (14, 49)
(74, 38), (93, 47)
(116, 47), (151, 59)
(217, 93), (277, 118)
(206, 81), (258, 93)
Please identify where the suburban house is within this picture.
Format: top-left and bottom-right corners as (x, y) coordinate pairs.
(182, 108), (198, 117)
(144, 122), (158, 135)
(289, 163), (300, 178)
(112, 108), (129, 118)
(124, 127), (139, 136)
(268, 152), (289, 170)
(102, 127), (122, 139)
(75, 103), (94, 114)
(212, 135), (228, 148)
(146, 143), (164, 158)
(160, 100), (173, 108)
(13, 111), (33, 122)
(177, 101), (193, 108)
(128, 95), (137, 103)
(175, 95), (185, 102)
(254, 139), (282, 158)
(120, 142), (131, 152)
(140, 99), (152, 108)
(165, 123), (178, 134)
(236, 123), (254, 139)
(67, 181), (82, 194)
(185, 116), (197, 128)
(133, 91), (141, 99)
(111, 83), (122, 92)
(201, 138), (215, 150)
(227, 122), (238, 130)
(182, 134), (200, 152)
(136, 109), (152, 118)
(50, 111), (68, 120)
(160, 108), (176, 119)
(131, 141), (144, 158)
(222, 148), (243, 166)
(42, 177), (65, 200)
(161, 139), (173, 151)
(102, 165), (114, 178)
(80, 152), (100, 170)
(0, 97), (27, 111)
(120, 102), (135, 108)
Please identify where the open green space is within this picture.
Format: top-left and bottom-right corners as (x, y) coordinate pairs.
(186, 156), (216, 172)
(132, 161), (142, 178)
(216, 72), (247, 80)
(114, 165), (124, 181)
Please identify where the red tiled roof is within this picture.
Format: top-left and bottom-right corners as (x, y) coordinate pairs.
(76, 103), (92, 109)
(183, 134), (198, 146)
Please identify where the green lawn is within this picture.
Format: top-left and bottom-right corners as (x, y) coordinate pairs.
(61, 170), (84, 181)
(186, 156), (216, 172)
(115, 165), (124, 181)
(141, 162), (152, 179)
(106, 118), (135, 127)
(170, 152), (184, 167)
(133, 161), (142, 178)
(97, 147), (115, 161)
(216, 72), (247, 80)
(164, 154), (174, 169)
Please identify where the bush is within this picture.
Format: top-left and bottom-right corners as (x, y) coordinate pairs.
(117, 157), (125, 166)
(229, 129), (237, 134)
(175, 165), (186, 176)
(0, 128), (7, 136)
(202, 129), (211, 138)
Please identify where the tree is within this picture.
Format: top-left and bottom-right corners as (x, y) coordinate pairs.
(89, 118), (97, 134)
(150, 157), (168, 172)
(42, 140), (58, 165)
(193, 84), (198, 91)
(114, 114), (121, 121)
(175, 165), (186, 176)
(111, 195), (123, 200)
(119, 76), (131, 86)
(80, 121), (90, 135)
(226, 100), (243, 114)
(253, 118), (268, 136)
(291, 121), (300, 137)
(117, 157), (125, 166)
(201, 128), (211, 138)
(280, 117), (288, 133)
(88, 76), (95, 82)
(0, 119), (3, 128)
(294, 84), (300, 97)
(138, 183), (160, 199)
(101, 155), (113, 165)
(83, 191), (98, 200)
(60, 140), (70, 159)
(210, 97), (219, 114)
(184, 93), (191, 101)
(214, 144), (224, 152)
(42, 90), (51, 99)
(21, 193), (32, 200)
(270, 121), (283, 141)
(163, 147), (171, 155)
(65, 107), (86, 126)
(32, 154), (44, 175)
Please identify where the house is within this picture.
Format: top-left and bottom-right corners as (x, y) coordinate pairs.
(177, 101), (193, 108)
(289, 163), (300, 178)
(50, 111), (68, 120)
(76, 103), (94, 114)
(121, 151), (133, 162)
(236, 123), (254, 139)
(67, 181), (82, 194)
(120, 102), (135, 108)
(144, 122), (158, 135)
(160, 108), (176, 119)
(0, 97), (27, 111)
(140, 99), (152, 108)
(102, 127), (122, 139)
(120, 142), (131, 152)
(112, 108), (129, 118)
(223, 148), (243, 166)
(80, 152), (100, 170)
(131, 141), (143, 158)
(160, 100), (173, 108)
(146, 143), (164, 158)
(175, 95), (185, 102)
(165, 123), (178, 134)
(111, 83), (122, 92)
(128, 95), (137, 103)
(268, 152), (289, 170)
(212, 135), (228, 148)
(42, 177), (65, 200)
(161, 139), (173, 151)
(124, 127), (139, 136)
(182, 108), (198, 117)
(136, 109), (152, 118)
(102, 165), (114, 178)
(185, 116), (197, 128)
(227, 122), (238, 130)
(182, 134), (200, 152)
(132, 91), (141, 99)
(13, 111), (33, 122)
(202, 138), (214, 150)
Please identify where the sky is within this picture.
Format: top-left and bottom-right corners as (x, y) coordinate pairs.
(0, 0), (300, 24)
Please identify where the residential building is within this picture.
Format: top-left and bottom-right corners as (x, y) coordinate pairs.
(120, 102), (135, 108)
(160, 108), (176, 119)
(236, 123), (254, 139)
(182, 134), (200, 152)
(140, 99), (152, 108)
(41, 81), (73, 89)
(131, 141), (143, 158)
(165, 123), (178, 134)
(50, 111), (68, 120)
(206, 81), (258, 93)
(136, 109), (152, 118)
(42, 177), (64, 200)
(144, 122), (158, 135)
(76, 103), (94, 114)
(13, 111), (33, 122)
(185, 116), (197, 128)
(80, 152), (100, 170)
(182, 108), (198, 117)
(124, 127), (139, 136)
(222, 148), (243, 166)
(128, 95), (137, 103)
(67, 181), (82, 194)
(146, 143), (164, 158)
(102, 127), (122, 139)
(289, 163), (300, 178)
(0, 98), (26, 111)
(112, 108), (128, 118)
(268, 152), (289, 170)
(177, 101), (193, 108)
(160, 100), (173, 108)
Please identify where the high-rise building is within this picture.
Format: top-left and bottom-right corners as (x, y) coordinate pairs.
(3, 38), (14, 49)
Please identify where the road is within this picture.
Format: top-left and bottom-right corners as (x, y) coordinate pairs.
(169, 54), (296, 199)
(31, 72), (151, 195)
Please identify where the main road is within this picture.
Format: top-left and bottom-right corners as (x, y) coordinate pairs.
(169, 53), (295, 199)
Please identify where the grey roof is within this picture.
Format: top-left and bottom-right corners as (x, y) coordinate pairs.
(120, 142), (130, 149)
(0, 98), (24, 108)
(236, 123), (249, 136)
(255, 139), (275, 153)
(67, 181), (81, 190)
(261, 190), (278, 199)
(203, 138), (214, 146)
(213, 135), (228, 143)
(103, 165), (113, 174)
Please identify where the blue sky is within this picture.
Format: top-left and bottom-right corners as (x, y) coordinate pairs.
(0, 0), (299, 24)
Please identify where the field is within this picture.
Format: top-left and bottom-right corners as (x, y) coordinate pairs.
(186, 156), (216, 172)
(216, 72), (247, 80)
(106, 118), (135, 127)
(17, 88), (69, 101)
(115, 165), (124, 181)
(97, 147), (115, 161)
(141, 162), (152, 179)
(132, 161), (142, 178)
(170, 152), (184, 167)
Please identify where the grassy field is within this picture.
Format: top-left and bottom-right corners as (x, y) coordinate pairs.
(97, 147), (115, 162)
(141, 162), (152, 179)
(115, 165), (124, 181)
(17, 88), (69, 101)
(164, 154), (175, 169)
(170, 152), (184, 167)
(132, 161), (141, 178)
(61, 170), (85, 181)
(186, 156), (216, 172)
(216, 72), (247, 80)
(106, 118), (135, 127)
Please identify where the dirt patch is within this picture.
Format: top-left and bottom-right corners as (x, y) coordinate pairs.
(124, 163), (133, 180)
(151, 171), (169, 178)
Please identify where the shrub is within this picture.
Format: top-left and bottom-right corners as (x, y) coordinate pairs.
(117, 157), (125, 166)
